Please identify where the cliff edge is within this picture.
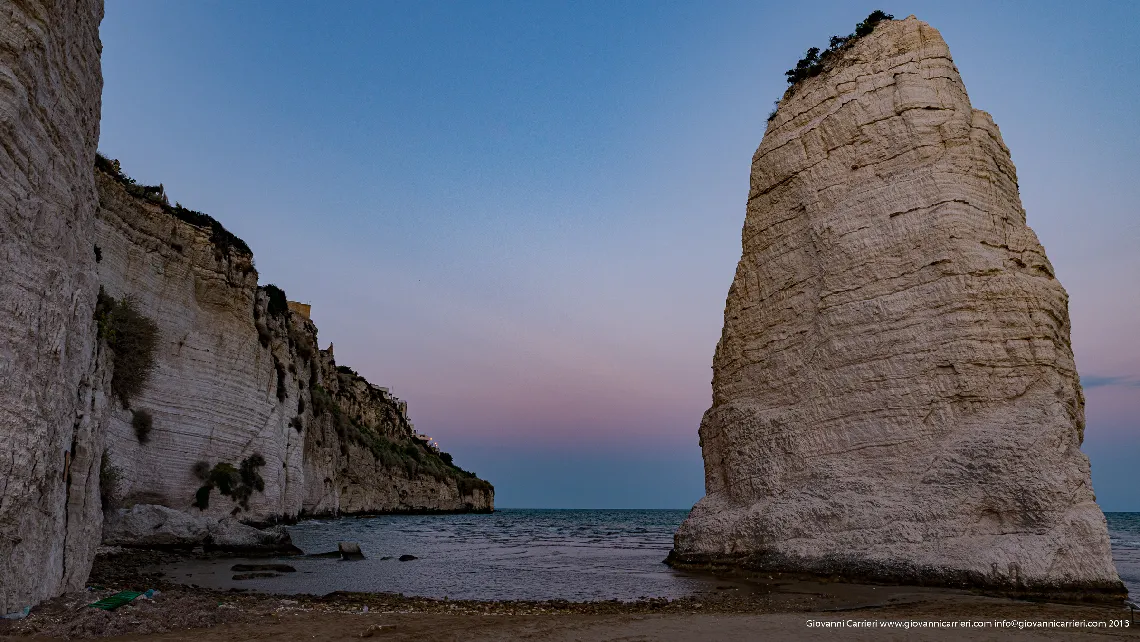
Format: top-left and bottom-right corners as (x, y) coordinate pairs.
(0, 0), (491, 612)
(669, 16), (1123, 598)
(93, 165), (493, 525)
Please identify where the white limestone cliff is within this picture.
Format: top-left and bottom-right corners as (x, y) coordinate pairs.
(670, 16), (1123, 597)
(94, 169), (493, 524)
(0, 0), (490, 610)
(0, 0), (107, 614)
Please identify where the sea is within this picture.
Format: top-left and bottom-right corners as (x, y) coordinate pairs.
(156, 509), (1140, 602)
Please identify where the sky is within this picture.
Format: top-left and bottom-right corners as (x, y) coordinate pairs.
(97, 1), (1139, 509)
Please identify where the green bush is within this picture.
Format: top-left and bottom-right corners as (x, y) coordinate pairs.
(191, 455), (266, 511)
(261, 284), (288, 318)
(208, 462), (241, 496)
(132, 409), (154, 444)
(95, 154), (252, 257)
(292, 326), (316, 361)
(275, 358), (288, 402)
(193, 485), (211, 509)
(239, 454), (266, 493)
(311, 385), (331, 417)
(95, 288), (159, 407)
(784, 10), (894, 87)
(100, 452), (121, 510)
(192, 460), (211, 481)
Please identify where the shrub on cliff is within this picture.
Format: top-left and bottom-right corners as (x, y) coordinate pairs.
(100, 452), (122, 510)
(132, 409), (154, 444)
(784, 10), (894, 87)
(261, 284), (289, 318)
(192, 460), (211, 481)
(191, 455), (267, 511)
(311, 385), (332, 416)
(274, 358), (288, 402)
(95, 288), (159, 407)
(95, 154), (253, 258)
(292, 326), (317, 361)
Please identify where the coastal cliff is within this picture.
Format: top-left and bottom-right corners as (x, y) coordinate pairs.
(0, 0), (107, 614)
(0, 0), (490, 612)
(94, 166), (493, 524)
(670, 15), (1123, 597)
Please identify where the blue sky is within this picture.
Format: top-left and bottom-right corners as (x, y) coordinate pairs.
(98, 1), (1139, 509)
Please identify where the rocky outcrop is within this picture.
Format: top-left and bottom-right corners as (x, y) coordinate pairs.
(0, 0), (107, 614)
(94, 166), (492, 527)
(301, 355), (494, 516)
(94, 170), (303, 520)
(670, 16), (1123, 598)
(102, 504), (298, 553)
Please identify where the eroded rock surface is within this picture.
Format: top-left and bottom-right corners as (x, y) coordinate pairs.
(0, 0), (106, 613)
(102, 504), (298, 553)
(671, 16), (1122, 597)
(94, 169), (492, 526)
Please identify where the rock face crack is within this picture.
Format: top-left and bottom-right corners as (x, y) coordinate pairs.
(671, 16), (1122, 598)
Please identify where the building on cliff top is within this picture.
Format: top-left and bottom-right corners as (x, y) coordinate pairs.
(287, 301), (311, 319)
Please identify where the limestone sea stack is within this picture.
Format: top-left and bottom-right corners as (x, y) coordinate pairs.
(670, 16), (1123, 597)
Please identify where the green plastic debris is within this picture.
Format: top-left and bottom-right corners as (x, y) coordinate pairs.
(88, 591), (143, 611)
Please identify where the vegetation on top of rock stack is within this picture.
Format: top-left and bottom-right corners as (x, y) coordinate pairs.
(95, 287), (159, 407)
(782, 10), (894, 88)
(95, 153), (253, 258)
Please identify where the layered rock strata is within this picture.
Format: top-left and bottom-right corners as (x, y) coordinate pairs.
(670, 16), (1122, 597)
(0, 0), (107, 614)
(94, 168), (492, 524)
(1, 0), (491, 612)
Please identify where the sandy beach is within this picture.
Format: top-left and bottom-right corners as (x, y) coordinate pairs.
(2, 550), (1137, 641)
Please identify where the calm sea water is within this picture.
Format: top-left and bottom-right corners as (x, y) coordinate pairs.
(158, 509), (1140, 602)
(1106, 513), (1140, 602)
(162, 509), (729, 601)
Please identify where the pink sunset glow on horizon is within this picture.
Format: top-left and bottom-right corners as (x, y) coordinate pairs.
(97, 1), (1138, 508)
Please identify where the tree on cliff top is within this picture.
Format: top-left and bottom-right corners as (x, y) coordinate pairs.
(783, 10), (894, 88)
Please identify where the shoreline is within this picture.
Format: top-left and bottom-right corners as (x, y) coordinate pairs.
(665, 550), (1131, 605)
(217, 506), (498, 530)
(4, 549), (1137, 640)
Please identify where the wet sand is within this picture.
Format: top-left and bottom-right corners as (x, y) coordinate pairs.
(2, 550), (1137, 641)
